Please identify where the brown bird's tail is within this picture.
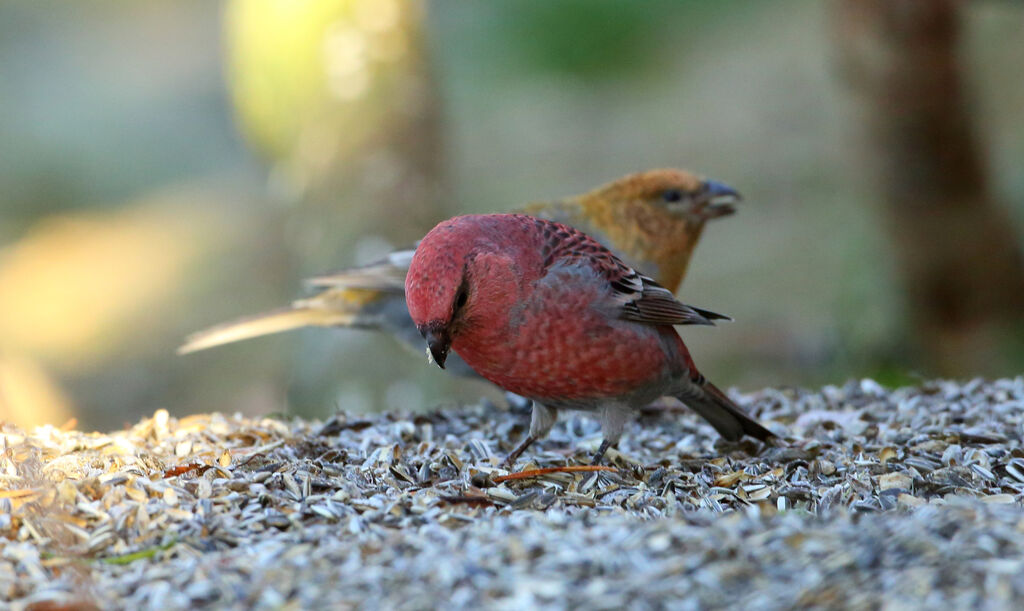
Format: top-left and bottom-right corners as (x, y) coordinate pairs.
(178, 251), (416, 355)
(676, 379), (775, 442)
(177, 288), (391, 354)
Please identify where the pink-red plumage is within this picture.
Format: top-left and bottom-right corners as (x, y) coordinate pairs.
(405, 214), (773, 463)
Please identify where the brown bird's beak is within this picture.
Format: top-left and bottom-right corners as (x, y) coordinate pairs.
(696, 179), (742, 219)
(421, 324), (451, 369)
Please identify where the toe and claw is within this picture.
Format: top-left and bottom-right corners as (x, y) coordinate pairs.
(501, 434), (536, 469)
(502, 435), (614, 470)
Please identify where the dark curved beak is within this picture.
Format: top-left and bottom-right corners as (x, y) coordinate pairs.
(421, 325), (451, 369)
(696, 179), (742, 218)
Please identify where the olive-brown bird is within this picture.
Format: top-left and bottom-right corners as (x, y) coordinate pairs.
(178, 169), (741, 379)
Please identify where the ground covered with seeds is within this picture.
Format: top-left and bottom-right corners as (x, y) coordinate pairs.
(3, 378), (1024, 609)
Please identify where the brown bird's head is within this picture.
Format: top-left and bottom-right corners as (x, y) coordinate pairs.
(523, 169), (742, 293)
(590, 169), (740, 222)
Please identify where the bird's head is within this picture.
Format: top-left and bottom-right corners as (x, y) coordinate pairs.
(564, 169), (743, 292)
(405, 215), (523, 369)
(591, 169), (742, 223)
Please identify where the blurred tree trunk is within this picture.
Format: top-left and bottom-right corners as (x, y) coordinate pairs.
(225, 0), (450, 249)
(223, 0), (451, 413)
(834, 0), (1024, 376)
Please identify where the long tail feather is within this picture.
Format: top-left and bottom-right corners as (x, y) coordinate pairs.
(677, 380), (775, 441)
(177, 305), (361, 354)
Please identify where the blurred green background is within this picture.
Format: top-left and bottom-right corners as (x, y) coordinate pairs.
(1, 0), (1022, 430)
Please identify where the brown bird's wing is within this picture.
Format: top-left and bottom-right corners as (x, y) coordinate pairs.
(304, 247), (416, 292)
(529, 215), (731, 327)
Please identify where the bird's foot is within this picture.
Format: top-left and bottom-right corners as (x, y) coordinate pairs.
(502, 434), (536, 469)
(591, 439), (614, 465)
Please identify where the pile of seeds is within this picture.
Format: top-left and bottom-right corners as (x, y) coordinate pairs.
(3, 378), (1024, 609)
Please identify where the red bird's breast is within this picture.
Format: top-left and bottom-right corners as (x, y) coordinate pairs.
(451, 269), (674, 402)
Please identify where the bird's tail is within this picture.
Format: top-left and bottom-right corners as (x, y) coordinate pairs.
(177, 288), (387, 354)
(676, 379), (775, 442)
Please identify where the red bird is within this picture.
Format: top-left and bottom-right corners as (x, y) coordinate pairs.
(405, 214), (774, 465)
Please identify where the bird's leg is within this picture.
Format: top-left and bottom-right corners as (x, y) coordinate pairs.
(592, 438), (614, 465)
(593, 403), (631, 465)
(502, 401), (557, 468)
(504, 392), (533, 416)
(502, 435), (536, 469)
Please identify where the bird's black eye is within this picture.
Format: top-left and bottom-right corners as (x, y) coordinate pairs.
(454, 287), (468, 311)
(661, 189), (683, 203)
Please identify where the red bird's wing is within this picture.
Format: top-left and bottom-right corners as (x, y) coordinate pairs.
(614, 270), (731, 326)
(532, 215), (730, 327)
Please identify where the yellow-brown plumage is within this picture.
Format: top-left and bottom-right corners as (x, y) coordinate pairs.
(524, 169), (734, 293)
(178, 288), (390, 354)
(179, 169), (740, 358)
